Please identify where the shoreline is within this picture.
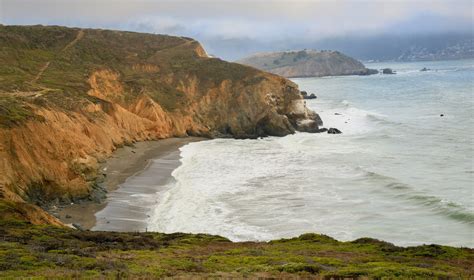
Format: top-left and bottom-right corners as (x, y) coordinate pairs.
(56, 137), (204, 230)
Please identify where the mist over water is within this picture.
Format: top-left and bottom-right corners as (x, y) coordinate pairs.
(148, 59), (474, 247)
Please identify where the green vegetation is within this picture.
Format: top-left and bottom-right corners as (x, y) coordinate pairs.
(0, 218), (472, 279)
(0, 95), (44, 128)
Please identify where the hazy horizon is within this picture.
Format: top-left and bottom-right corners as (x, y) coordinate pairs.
(1, 0), (473, 60)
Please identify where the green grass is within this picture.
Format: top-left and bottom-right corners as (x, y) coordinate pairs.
(0, 95), (44, 128)
(0, 219), (472, 279)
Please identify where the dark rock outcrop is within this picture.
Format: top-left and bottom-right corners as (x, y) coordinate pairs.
(358, 68), (379, 75)
(382, 68), (396, 74)
(301, 91), (317, 99)
(328, 128), (342, 134)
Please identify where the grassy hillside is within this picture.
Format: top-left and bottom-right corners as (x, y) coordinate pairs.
(0, 25), (253, 120)
(0, 217), (472, 279)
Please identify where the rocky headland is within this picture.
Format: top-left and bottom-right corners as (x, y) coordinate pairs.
(237, 50), (378, 78)
(0, 25), (321, 224)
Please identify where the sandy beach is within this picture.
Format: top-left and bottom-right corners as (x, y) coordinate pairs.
(56, 137), (204, 230)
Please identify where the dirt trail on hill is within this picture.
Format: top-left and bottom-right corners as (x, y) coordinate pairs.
(32, 30), (85, 84)
(31, 61), (51, 83)
(62, 30), (84, 52)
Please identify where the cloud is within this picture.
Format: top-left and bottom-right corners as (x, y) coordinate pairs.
(2, 0), (471, 30)
(127, 17), (187, 35)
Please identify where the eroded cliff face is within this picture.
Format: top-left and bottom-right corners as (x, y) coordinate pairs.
(0, 25), (321, 224)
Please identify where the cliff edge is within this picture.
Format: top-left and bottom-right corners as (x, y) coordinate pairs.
(0, 25), (321, 224)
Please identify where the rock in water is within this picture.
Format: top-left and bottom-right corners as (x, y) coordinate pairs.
(300, 91), (317, 99)
(382, 68), (396, 74)
(328, 128), (342, 134)
(360, 68), (379, 75)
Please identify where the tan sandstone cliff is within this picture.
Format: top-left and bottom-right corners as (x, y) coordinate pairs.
(0, 25), (321, 224)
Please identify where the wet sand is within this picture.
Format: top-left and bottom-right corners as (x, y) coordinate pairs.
(57, 137), (204, 230)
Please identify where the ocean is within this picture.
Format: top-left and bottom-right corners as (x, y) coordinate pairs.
(148, 59), (474, 247)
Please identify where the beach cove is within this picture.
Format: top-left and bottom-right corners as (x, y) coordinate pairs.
(56, 137), (204, 230)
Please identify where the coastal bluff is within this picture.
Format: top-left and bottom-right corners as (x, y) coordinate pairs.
(0, 25), (321, 224)
(237, 50), (377, 78)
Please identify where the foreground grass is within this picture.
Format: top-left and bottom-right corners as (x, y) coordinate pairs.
(0, 220), (472, 279)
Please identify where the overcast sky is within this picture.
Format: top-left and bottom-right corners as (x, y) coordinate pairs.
(1, 0), (472, 59)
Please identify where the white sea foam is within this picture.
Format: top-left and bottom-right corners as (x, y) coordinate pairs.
(306, 98), (387, 135)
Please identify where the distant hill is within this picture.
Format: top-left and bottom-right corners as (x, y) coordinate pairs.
(237, 50), (376, 78)
(395, 39), (474, 61)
